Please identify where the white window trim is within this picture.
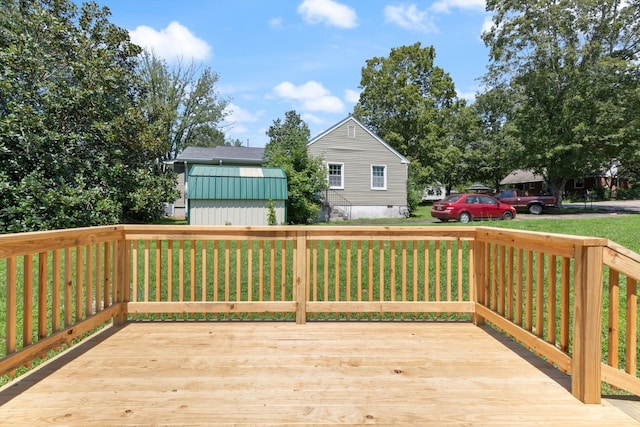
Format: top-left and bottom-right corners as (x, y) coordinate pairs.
(327, 162), (344, 190)
(347, 125), (356, 138)
(371, 164), (387, 190)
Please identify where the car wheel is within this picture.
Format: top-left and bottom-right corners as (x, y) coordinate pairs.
(458, 212), (471, 223)
(529, 204), (543, 215)
(502, 211), (513, 220)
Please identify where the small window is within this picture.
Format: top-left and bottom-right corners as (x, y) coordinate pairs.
(574, 178), (584, 189)
(347, 125), (356, 138)
(327, 163), (344, 189)
(371, 165), (386, 190)
(479, 195), (498, 206)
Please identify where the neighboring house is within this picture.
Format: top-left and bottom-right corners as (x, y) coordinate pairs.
(168, 146), (265, 218)
(500, 170), (548, 195)
(188, 165), (287, 226)
(307, 115), (410, 220)
(501, 165), (628, 198)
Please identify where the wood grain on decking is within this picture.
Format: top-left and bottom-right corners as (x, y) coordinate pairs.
(0, 322), (638, 426)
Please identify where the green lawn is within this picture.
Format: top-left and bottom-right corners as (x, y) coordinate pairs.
(403, 204), (640, 253)
(159, 204), (640, 253)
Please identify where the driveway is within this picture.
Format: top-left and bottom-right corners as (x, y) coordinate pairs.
(562, 200), (640, 214)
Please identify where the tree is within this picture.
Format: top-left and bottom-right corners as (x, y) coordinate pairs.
(353, 43), (465, 198)
(482, 0), (640, 205)
(0, 0), (177, 232)
(264, 111), (327, 224)
(469, 88), (524, 192)
(437, 102), (483, 195)
(138, 51), (229, 161)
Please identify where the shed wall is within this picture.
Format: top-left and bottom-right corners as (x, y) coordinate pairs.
(189, 200), (285, 226)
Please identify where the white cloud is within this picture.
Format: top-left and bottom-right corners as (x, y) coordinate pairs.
(481, 16), (494, 37)
(274, 81), (325, 100)
(344, 89), (360, 104)
(384, 4), (437, 34)
(222, 103), (264, 140)
(301, 113), (324, 125)
(273, 81), (344, 113)
(297, 0), (358, 28)
(225, 103), (262, 123)
(456, 89), (477, 102)
(269, 17), (283, 29)
(431, 0), (486, 14)
(129, 21), (211, 62)
(305, 96), (344, 112)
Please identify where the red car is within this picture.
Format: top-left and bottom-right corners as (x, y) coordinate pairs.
(431, 193), (516, 223)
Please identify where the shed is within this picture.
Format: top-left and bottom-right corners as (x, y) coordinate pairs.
(187, 165), (287, 226)
(167, 146), (266, 219)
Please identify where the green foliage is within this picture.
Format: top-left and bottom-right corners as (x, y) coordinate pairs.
(138, 51), (229, 160)
(123, 167), (178, 222)
(0, 0), (178, 231)
(482, 0), (640, 205)
(353, 42), (470, 194)
(267, 200), (277, 225)
(470, 88), (524, 192)
(614, 187), (640, 201)
(405, 174), (422, 215)
(264, 111), (327, 224)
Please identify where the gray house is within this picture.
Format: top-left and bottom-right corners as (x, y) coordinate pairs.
(169, 146), (265, 218)
(307, 116), (409, 220)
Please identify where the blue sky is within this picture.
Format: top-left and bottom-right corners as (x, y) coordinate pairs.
(99, 0), (491, 147)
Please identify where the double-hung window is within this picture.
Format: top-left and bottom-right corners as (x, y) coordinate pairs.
(327, 162), (344, 189)
(371, 165), (386, 190)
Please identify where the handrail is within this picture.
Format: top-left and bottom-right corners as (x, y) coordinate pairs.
(324, 189), (352, 220)
(0, 225), (638, 403)
(601, 241), (640, 396)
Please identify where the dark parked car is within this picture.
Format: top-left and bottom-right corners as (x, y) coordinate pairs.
(431, 193), (516, 223)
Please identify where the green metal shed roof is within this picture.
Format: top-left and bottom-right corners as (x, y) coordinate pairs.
(187, 165), (288, 200)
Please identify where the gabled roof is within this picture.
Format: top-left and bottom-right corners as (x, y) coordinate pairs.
(307, 115), (409, 164)
(174, 146), (265, 164)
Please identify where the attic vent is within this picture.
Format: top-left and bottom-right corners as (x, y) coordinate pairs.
(239, 167), (263, 177)
(347, 125), (356, 138)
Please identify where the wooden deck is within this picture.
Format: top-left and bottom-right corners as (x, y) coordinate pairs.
(0, 322), (638, 426)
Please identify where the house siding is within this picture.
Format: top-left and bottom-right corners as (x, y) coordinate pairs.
(172, 163), (187, 219)
(307, 119), (407, 209)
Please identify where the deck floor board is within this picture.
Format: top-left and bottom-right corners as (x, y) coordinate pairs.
(0, 322), (638, 426)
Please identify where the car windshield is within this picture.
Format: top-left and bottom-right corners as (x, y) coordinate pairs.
(444, 195), (461, 202)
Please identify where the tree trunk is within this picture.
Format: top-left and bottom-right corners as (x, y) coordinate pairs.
(548, 176), (567, 208)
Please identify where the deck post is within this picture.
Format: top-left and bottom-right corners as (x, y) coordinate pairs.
(473, 238), (486, 326)
(113, 233), (129, 326)
(295, 230), (307, 324)
(571, 243), (604, 404)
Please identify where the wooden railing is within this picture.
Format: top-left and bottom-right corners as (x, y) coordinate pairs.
(471, 227), (640, 403)
(0, 225), (638, 404)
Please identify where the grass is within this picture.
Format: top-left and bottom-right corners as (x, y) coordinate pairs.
(389, 204), (640, 253)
